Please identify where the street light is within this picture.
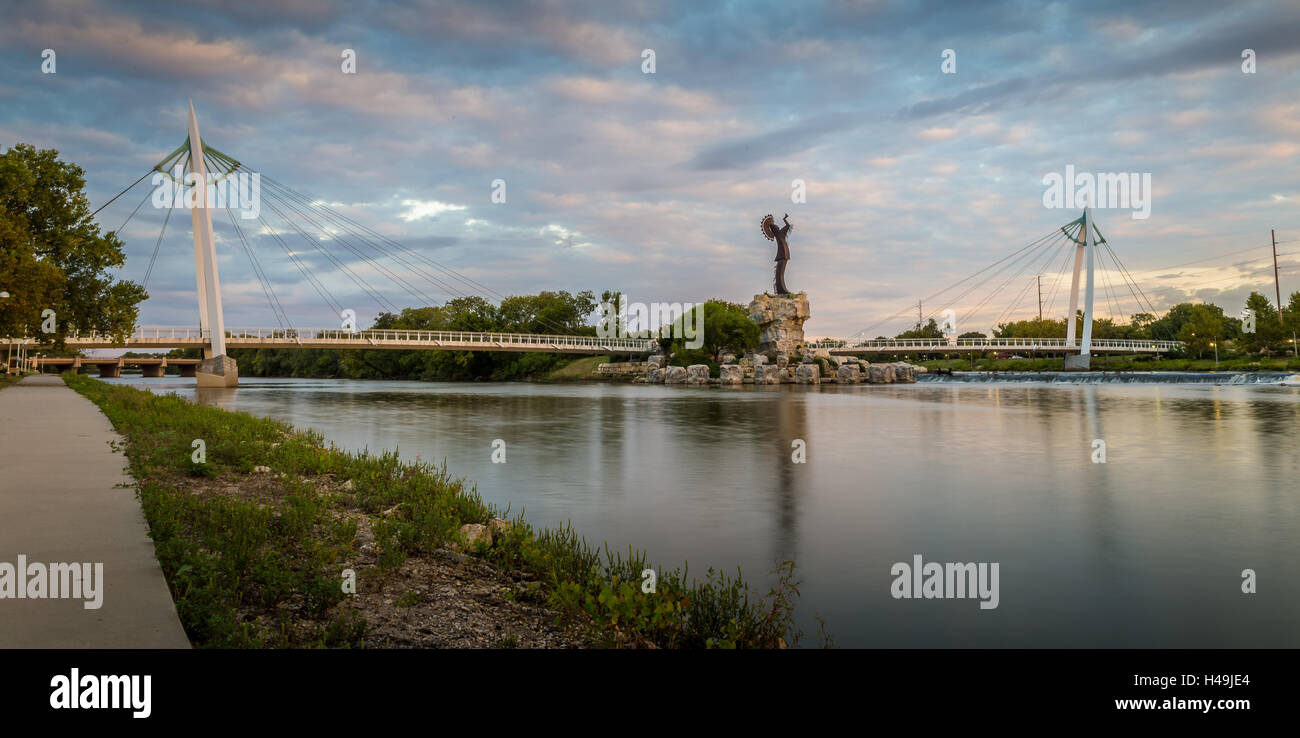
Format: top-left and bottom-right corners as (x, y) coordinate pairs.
(1210, 341), (1218, 369)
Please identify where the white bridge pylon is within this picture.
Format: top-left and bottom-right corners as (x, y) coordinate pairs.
(187, 100), (228, 359)
(1065, 206), (1098, 357)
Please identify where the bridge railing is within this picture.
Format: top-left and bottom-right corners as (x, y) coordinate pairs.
(49, 326), (655, 352)
(807, 337), (1183, 351)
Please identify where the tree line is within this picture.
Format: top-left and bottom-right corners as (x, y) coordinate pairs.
(891, 291), (1300, 358)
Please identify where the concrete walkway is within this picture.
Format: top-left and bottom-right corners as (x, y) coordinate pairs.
(0, 375), (189, 648)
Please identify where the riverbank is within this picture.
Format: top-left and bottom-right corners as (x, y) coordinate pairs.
(61, 373), (804, 648)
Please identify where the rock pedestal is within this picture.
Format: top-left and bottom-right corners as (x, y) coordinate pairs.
(747, 292), (811, 356)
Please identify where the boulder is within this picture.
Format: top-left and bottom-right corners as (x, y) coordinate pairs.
(836, 364), (861, 384)
(755, 365), (782, 385)
(488, 518), (512, 538)
(795, 363), (820, 384)
(646, 366), (664, 384)
(719, 365), (744, 384)
(664, 365), (688, 384)
(686, 364), (711, 385)
(460, 523), (493, 549)
(776, 352), (790, 369)
(890, 362), (921, 383)
(866, 364), (888, 383)
(800, 353), (814, 364)
(720, 353), (737, 365)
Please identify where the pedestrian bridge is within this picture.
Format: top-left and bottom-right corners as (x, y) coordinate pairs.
(808, 337), (1182, 355)
(7, 326), (655, 355)
(13, 355), (201, 377)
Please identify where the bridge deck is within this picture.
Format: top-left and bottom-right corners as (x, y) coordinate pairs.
(811, 338), (1180, 355)
(3, 327), (654, 355)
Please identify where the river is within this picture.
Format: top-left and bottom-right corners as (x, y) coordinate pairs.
(106, 373), (1300, 647)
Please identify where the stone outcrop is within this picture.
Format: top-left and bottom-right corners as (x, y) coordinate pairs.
(747, 292), (811, 356)
(719, 365), (744, 384)
(664, 366), (687, 384)
(836, 364), (861, 384)
(755, 364), (782, 385)
(686, 364), (710, 385)
(646, 365), (664, 383)
(794, 363), (820, 384)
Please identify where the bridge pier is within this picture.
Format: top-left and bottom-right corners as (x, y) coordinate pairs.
(142, 364), (164, 378)
(1064, 354), (1091, 371)
(178, 364), (197, 378)
(97, 363), (121, 378)
(196, 355), (238, 388)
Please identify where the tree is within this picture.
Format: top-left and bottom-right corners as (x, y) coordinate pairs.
(895, 318), (944, 339)
(1176, 304), (1225, 358)
(663, 300), (758, 362)
(1238, 292), (1284, 356)
(993, 317), (1067, 339)
(0, 144), (146, 345)
(1283, 291), (1300, 356)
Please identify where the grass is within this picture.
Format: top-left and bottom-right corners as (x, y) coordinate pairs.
(542, 354), (611, 381)
(0, 373), (24, 390)
(62, 372), (807, 649)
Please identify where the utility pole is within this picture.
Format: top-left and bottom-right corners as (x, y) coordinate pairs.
(1272, 229), (1282, 318)
(1037, 274), (1043, 321)
(917, 300), (923, 330)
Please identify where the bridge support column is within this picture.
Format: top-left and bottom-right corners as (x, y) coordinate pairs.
(196, 354), (237, 388)
(142, 364), (164, 378)
(98, 363), (120, 378)
(1064, 207), (1095, 371)
(187, 101), (238, 387)
(178, 364), (197, 378)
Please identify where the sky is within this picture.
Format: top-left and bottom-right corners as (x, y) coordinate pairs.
(2, 0), (1299, 339)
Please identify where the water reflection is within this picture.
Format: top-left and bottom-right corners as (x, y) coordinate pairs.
(112, 376), (1300, 647)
